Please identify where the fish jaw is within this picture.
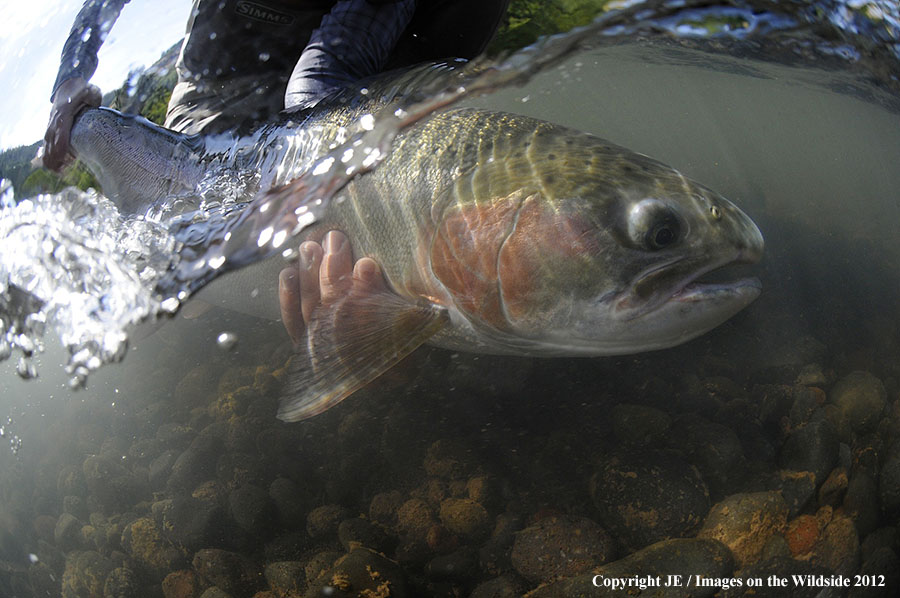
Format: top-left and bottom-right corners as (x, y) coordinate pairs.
(552, 197), (765, 356)
(594, 273), (763, 354)
(611, 191), (765, 321)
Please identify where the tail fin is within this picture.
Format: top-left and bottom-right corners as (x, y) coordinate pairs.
(69, 107), (205, 214)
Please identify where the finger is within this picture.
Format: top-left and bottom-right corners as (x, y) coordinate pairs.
(84, 85), (102, 108)
(43, 113), (75, 173)
(352, 257), (387, 293)
(44, 84), (101, 172)
(278, 266), (303, 345)
(320, 231), (353, 304)
(43, 113), (66, 172)
(297, 241), (323, 325)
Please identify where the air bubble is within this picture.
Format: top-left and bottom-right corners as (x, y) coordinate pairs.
(217, 332), (238, 351)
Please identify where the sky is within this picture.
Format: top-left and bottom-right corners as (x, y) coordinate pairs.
(0, 0), (192, 150)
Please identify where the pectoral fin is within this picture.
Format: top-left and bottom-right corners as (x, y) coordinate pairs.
(277, 288), (448, 421)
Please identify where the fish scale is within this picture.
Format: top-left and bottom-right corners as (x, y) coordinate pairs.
(68, 64), (763, 420)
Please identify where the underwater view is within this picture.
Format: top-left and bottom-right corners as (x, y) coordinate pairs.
(1, 0), (900, 596)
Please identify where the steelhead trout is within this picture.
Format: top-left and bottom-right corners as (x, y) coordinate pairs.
(69, 66), (764, 421)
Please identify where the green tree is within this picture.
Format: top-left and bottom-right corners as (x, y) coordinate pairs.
(19, 161), (99, 196)
(140, 85), (173, 125)
(21, 168), (65, 195)
(488, 0), (609, 55)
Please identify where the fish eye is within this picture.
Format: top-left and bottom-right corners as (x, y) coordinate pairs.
(627, 199), (682, 251)
(648, 221), (678, 249)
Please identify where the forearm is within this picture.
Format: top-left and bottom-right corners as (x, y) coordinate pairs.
(285, 0), (415, 109)
(52, 0), (130, 100)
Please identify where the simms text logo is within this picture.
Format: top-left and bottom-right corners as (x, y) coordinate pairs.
(235, 1), (295, 25)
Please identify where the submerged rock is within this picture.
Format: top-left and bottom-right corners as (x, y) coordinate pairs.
(102, 566), (139, 598)
(337, 517), (392, 553)
(198, 587), (232, 598)
(228, 484), (278, 536)
(719, 556), (832, 598)
(63, 495), (90, 521)
(784, 514), (821, 557)
(368, 490), (405, 528)
(590, 450), (709, 550)
(149, 450), (180, 489)
(192, 548), (263, 596)
(55, 512), (83, 552)
(609, 403), (671, 446)
(121, 517), (187, 581)
(264, 561), (305, 597)
(397, 498), (436, 540)
(697, 491), (788, 568)
(438, 498), (490, 540)
(779, 418), (839, 484)
(152, 497), (228, 552)
(162, 569), (202, 598)
(57, 463), (87, 496)
(60, 550), (115, 598)
(304, 550), (343, 585)
(829, 371), (887, 434)
(525, 538), (733, 598)
(844, 468), (879, 537)
(878, 441), (900, 516)
(469, 574), (528, 598)
(762, 470), (817, 518)
(510, 515), (615, 583)
(670, 415), (746, 499)
(269, 477), (308, 531)
(809, 514), (860, 572)
(304, 546), (408, 598)
(424, 439), (476, 479)
(424, 547), (478, 582)
(82, 454), (143, 513)
(848, 547), (900, 598)
(860, 527), (899, 561)
(817, 466), (849, 507)
(306, 504), (347, 539)
(167, 446), (218, 493)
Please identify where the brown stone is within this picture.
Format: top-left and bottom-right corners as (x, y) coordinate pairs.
(162, 570), (202, 598)
(697, 491), (788, 567)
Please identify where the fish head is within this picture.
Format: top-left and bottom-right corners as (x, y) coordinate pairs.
(431, 130), (764, 355)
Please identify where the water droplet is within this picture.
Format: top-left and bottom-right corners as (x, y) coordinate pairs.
(217, 332), (238, 351)
(160, 297), (180, 313)
(16, 358), (37, 380)
(259, 52), (270, 62)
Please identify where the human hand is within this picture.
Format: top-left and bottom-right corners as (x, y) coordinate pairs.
(43, 77), (102, 172)
(278, 230), (386, 345)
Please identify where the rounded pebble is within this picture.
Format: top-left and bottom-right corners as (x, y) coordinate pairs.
(590, 450), (709, 550)
(510, 515), (615, 583)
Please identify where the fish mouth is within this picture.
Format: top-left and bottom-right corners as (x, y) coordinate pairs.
(670, 274), (762, 303)
(616, 250), (762, 320)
